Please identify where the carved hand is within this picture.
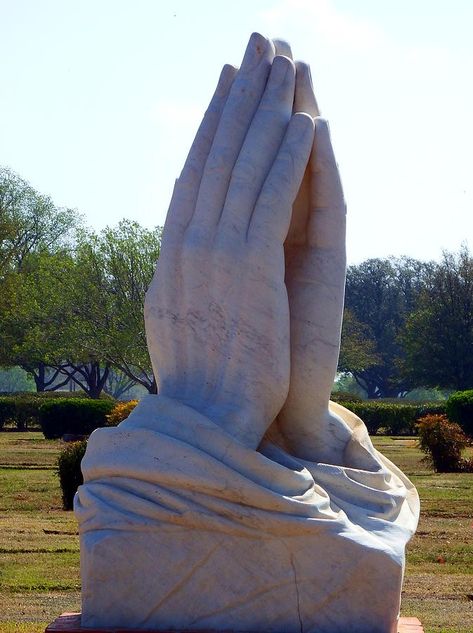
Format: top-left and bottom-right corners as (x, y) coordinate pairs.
(269, 45), (351, 464)
(145, 34), (314, 449)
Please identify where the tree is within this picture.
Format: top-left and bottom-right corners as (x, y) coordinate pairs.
(338, 308), (380, 375)
(69, 220), (161, 393)
(402, 246), (473, 391)
(0, 218), (161, 397)
(0, 167), (79, 276)
(104, 369), (140, 400)
(0, 170), (161, 396)
(0, 251), (78, 391)
(344, 257), (432, 397)
(0, 168), (83, 390)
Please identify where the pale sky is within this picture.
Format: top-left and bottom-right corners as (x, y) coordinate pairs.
(1, 0), (472, 263)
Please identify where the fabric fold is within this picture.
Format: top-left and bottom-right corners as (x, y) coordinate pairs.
(75, 395), (419, 633)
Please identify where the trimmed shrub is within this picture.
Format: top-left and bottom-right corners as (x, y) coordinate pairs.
(446, 390), (473, 437)
(57, 440), (87, 510)
(417, 414), (471, 472)
(0, 397), (17, 430)
(330, 391), (362, 404)
(106, 400), (138, 426)
(0, 391), (98, 431)
(39, 399), (115, 439)
(338, 400), (446, 436)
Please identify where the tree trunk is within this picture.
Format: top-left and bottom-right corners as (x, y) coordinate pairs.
(33, 362), (47, 392)
(56, 361), (111, 399)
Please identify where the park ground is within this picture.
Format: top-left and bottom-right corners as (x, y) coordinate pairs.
(0, 432), (472, 633)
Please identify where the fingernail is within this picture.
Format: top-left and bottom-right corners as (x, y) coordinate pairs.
(241, 32), (269, 71)
(269, 55), (291, 87)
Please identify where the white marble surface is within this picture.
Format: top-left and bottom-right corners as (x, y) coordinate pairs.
(77, 396), (418, 632)
(75, 32), (420, 633)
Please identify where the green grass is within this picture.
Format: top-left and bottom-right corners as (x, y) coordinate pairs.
(376, 436), (473, 632)
(0, 432), (81, 630)
(0, 431), (472, 632)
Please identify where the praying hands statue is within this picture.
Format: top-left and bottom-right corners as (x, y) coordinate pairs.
(146, 32), (349, 464)
(76, 34), (419, 633)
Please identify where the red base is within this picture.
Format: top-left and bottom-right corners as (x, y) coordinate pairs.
(45, 613), (424, 633)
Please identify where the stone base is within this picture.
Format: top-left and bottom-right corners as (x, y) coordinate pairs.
(45, 613), (424, 633)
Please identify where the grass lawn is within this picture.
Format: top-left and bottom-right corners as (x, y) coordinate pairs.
(0, 432), (472, 633)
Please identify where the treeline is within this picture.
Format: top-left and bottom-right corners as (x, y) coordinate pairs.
(342, 250), (473, 398)
(0, 167), (160, 398)
(1, 167), (472, 400)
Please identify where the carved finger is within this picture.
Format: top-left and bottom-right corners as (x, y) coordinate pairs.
(190, 33), (275, 232)
(218, 55), (295, 239)
(309, 117), (346, 253)
(285, 62), (319, 248)
(249, 112), (314, 245)
(161, 63), (237, 251)
(294, 62), (319, 116)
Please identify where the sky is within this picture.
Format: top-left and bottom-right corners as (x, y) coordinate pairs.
(1, 0), (472, 264)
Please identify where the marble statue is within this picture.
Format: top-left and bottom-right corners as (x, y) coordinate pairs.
(75, 33), (419, 633)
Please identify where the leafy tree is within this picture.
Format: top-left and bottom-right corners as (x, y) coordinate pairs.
(0, 168), (83, 389)
(344, 257), (432, 398)
(0, 249), (109, 396)
(69, 220), (161, 393)
(0, 217), (161, 397)
(0, 167), (79, 276)
(402, 247), (473, 391)
(0, 251), (78, 391)
(332, 372), (367, 399)
(338, 308), (379, 375)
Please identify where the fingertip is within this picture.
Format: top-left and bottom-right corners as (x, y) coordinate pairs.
(292, 111), (316, 136)
(216, 64), (238, 96)
(287, 112), (315, 165)
(241, 32), (272, 70)
(315, 116), (329, 129)
(295, 61), (313, 88)
(249, 31), (266, 43)
(272, 38), (293, 58)
(268, 54), (295, 87)
(222, 63), (238, 76)
(294, 61), (320, 117)
(315, 117), (332, 144)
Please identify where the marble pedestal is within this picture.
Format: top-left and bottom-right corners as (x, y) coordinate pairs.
(45, 613), (425, 632)
(75, 396), (419, 633)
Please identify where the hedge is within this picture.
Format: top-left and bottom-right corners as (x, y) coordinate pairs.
(0, 398), (17, 430)
(57, 439), (87, 510)
(39, 398), (116, 439)
(446, 390), (473, 437)
(330, 391), (362, 404)
(337, 400), (446, 436)
(0, 391), (111, 431)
